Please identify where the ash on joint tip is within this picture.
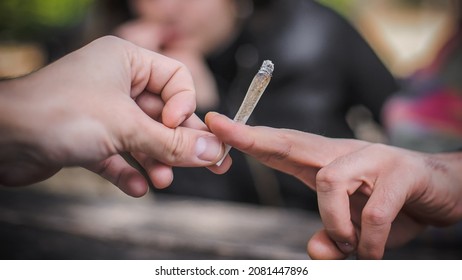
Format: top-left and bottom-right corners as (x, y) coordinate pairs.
(258, 60), (274, 76)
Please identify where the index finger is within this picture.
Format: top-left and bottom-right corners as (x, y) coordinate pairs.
(132, 47), (197, 128)
(206, 112), (364, 187)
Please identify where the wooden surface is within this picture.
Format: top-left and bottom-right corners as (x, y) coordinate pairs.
(1, 185), (462, 260)
(0, 186), (322, 259)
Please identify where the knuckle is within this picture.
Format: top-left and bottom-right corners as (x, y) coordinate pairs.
(316, 167), (342, 193)
(362, 206), (390, 227)
(271, 130), (293, 160)
(162, 129), (187, 164)
(245, 128), (292, 162)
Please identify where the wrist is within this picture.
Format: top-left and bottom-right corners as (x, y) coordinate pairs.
(0, 78), (21, 139)
(0, 76), (38, 158)
(426, 152), (462, 223)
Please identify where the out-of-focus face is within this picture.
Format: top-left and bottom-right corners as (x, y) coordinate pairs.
(129, 0), (238, 54)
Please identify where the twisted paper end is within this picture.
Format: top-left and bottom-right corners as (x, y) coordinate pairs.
(258, 60), (274, 76)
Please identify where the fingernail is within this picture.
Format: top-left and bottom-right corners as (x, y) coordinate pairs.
(205, 111), (224, 127)
(336, 242), (355, 254)
(195, 136), (223, 162)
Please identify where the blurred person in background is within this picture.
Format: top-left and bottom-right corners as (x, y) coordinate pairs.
(88, 0), (398, 211)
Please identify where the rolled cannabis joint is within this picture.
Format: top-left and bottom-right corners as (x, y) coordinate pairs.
(216, 60), (274, 166)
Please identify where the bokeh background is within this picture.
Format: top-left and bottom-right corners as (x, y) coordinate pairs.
(1, 0), (462, 259)
(2, 0), (458, 191)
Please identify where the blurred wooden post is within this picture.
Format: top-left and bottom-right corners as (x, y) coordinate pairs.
(0, 42), (46, 78)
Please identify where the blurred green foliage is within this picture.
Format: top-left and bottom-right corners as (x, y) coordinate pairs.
(316, 0), (356, 18)
(391, 0), (453, 8)
(318, 0), (453, 16)
(0, 0), (94, 41)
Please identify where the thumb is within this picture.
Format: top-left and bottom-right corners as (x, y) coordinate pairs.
(307, 229), (350, 260)
(124, 114), (224, 166)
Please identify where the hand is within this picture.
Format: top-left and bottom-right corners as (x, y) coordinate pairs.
(206, 112), (462, 259)
(115, 20), (219, 111)
(0, 36), (230, 196)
